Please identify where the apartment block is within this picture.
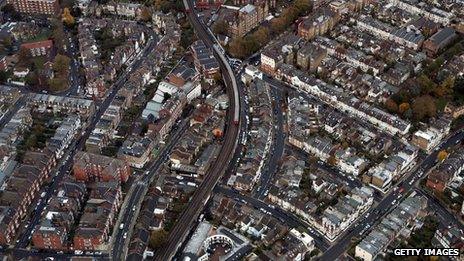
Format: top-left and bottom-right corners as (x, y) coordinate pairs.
(6, 0), (60, 15)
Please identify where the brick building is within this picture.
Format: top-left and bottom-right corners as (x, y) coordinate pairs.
(73, 151), (131, 183)
(0, 55), (7, 72)
(73, 182), (122, 250)
(20, 40), (54, 57)
(191, 40), (220, 79)
(216, 1), (268, 38)
(0, 151), (56, 245)
(298, 8), (339, 40)
(423, 27), (457, 57)
(195, 0), (224, 9)
(32, 179), (86, 250)
(6, 0), (60, 15)
(426, 148), (464, 192)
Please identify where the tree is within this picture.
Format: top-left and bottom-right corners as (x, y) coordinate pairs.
(25, 72), (39, 86)
(1, 36), (13, 51)
(398, 102), (410, 114)
(271, 17), (288, 34)
(434, 76), (455, 97)
(2, 4), (21, 19)
(228, 38), (247, 59)
(0, 71), (10, 83)
(62, 8), (75, 26)
(51, 19), (66, 54)
(327, 155), (338, 166)
(140, 7), (152, 22)
(252, 27), (270, 44)
(437, 150), (449, 162)
(385, 98), (398, 113)
(53, 54), (70, 77)
(48, 78), (67, 92)
(154, 0), (174, 12)
(212, 20), (228, 35)
(149, 229), (168, 249)
(294, 0), (312, 13)
(412, 95), (437, 121)
(17, 47), (32, 68)
(417, 74), (437, 95)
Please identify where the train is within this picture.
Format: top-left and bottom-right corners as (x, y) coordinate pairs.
(212, 44), (240, 125)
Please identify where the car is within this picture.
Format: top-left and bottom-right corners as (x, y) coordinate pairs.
(132, 206), (136, 211)
(119, 223), (124, 230)
(123, 232), (127, 239)
(74, 250), (83, 255)
(391, 200), (397, 205)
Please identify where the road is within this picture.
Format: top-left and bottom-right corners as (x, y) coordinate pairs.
(4, 248), (109, 261)
(215, 186), (330, 251)
(254, 87), (286, 199)
(111, 120), (189, 260)
(152, 1), (241, 259)
(416, 188), (464, 230)
(319, 130), (464, 261)
(10, 35), (158, 258)
(0, 93), (27, 128)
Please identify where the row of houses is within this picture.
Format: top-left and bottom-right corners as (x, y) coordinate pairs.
(0, 149), (57, 244)
(290, 73), (411, 136)
(191, 40), (220, 80)
(362, 146), (418, 192)
(426, 147), (464, 192)
(356, 14), (457, 56)
(78, 18), (148, 99)
(85, 88), (134, 154)
(0, 114), (84, 245)
(210, 194), (315, 259)
(388, 0), (454, 25)
(228, 79), (273, 191)
(102, 13), (182, 168)
(269, 182), (374, 241)
(32, 152), (130, 250)
(28, 94), (95, 118)
(169, 103), (224, 175)
(287, 96), (369, 176)
(355, 194), (427, 261)
(32, 178), (123, 250)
